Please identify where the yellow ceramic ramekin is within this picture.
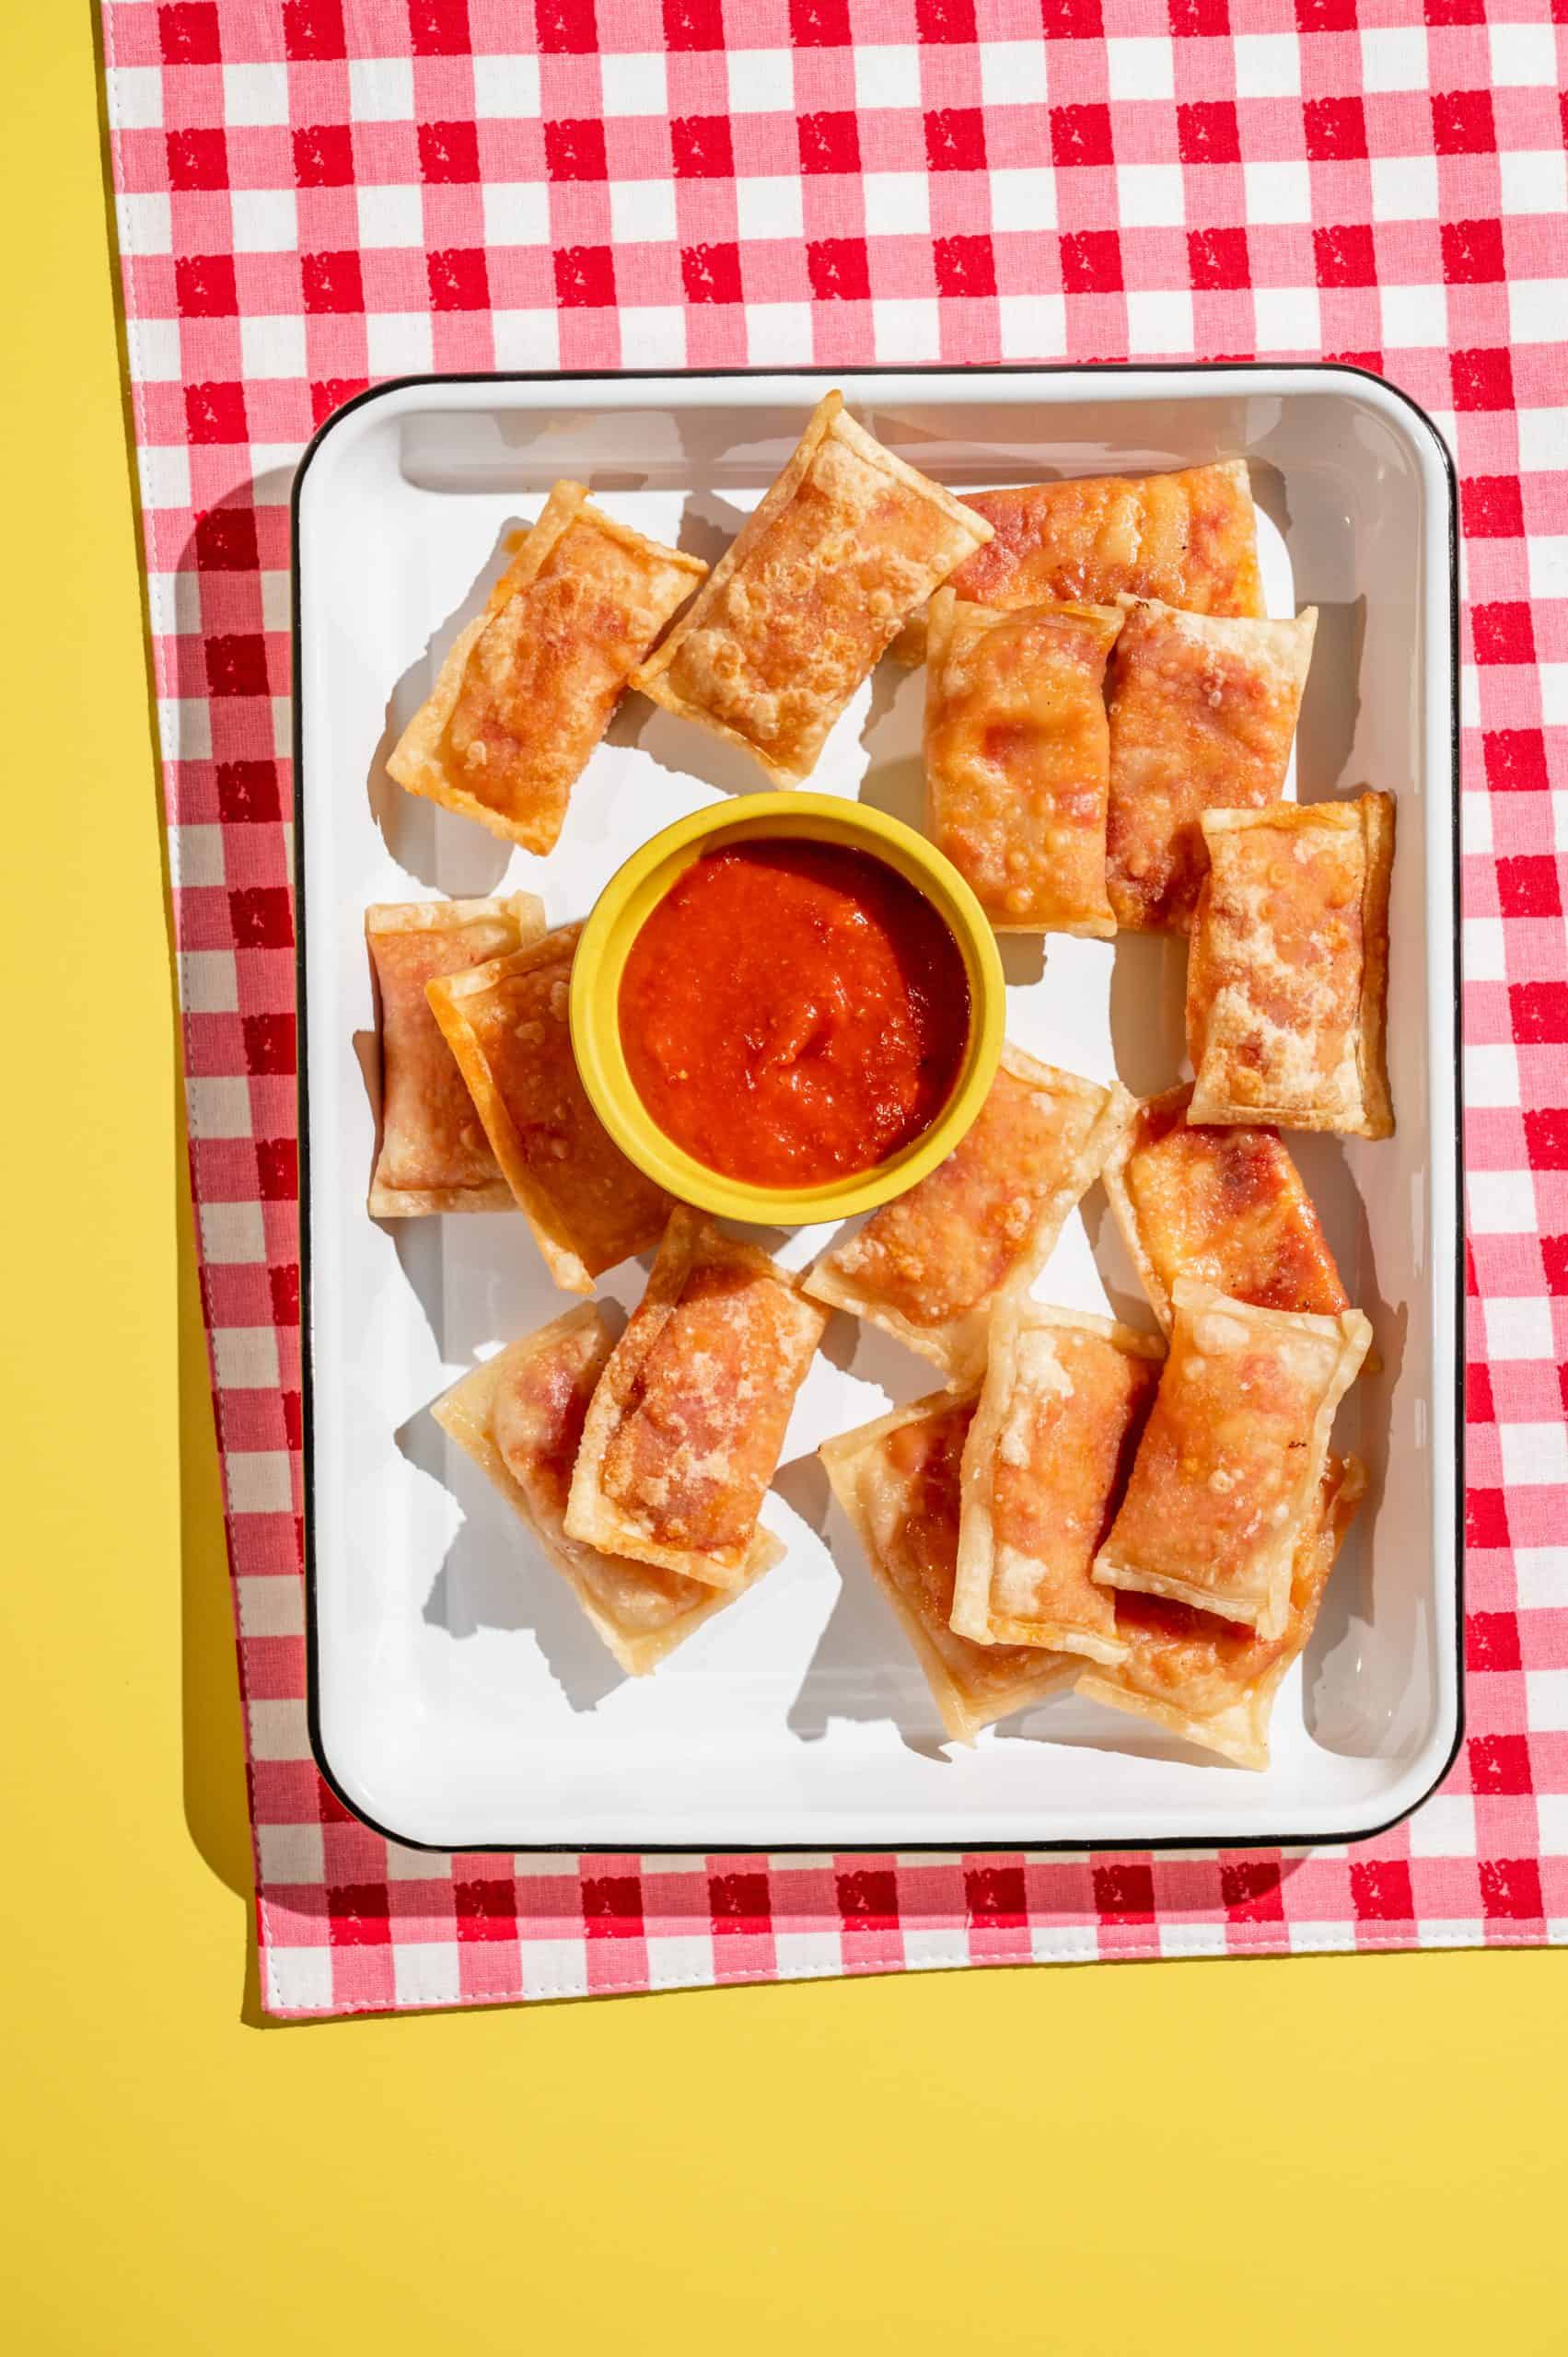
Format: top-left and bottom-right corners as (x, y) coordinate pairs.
(570, 792), (1005, 1227)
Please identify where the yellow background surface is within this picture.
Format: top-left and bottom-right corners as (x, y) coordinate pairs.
(3, 12), (1562, 2351)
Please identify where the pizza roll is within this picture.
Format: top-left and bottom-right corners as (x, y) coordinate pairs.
(1106, 600), (1318, 934)
(1105, 1085), (1350, 1333)
(1093, 1278), (1371, 1641)
(388, 481), (706, 853)
(632, 390), (992, 788)
(1187, 794), (1395, 1138)
(820, 1390), (1076, 1745)
(432, 1306), (780, 1677)
(895, 458), (1263, 662)
(805, 1046), (1132, 1383)
(366, 894), (545, 1216)
(951, 1302), (1163, 1661)
(425, 921), (672, 1293)
(565, 1209), (827, 1591)
(924, 591), (1124, 937)
(1078, 1456), (1365, 1769)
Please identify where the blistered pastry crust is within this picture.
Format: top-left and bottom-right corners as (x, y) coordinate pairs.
(1187, 794), (1395, 1138)
(820, 1390), (1076, 1745)
(895, 458), (1264, 662)
(424, 921), (672, 1292)
(387, 481), (706, 853)
(1106, 600), (1317, 934)
(366, 894), (546, 1216)
(952, 1301), (1163, 1660)
(1093, 1278), (1370, 1640)
(804, 1045), (1132, 1382)
(432, 1306), (780, 1675)
(1104, 1084), (1351, 1333)
(1077, 1457), (1365, 1769)
(632, 391), (993, 787)
(924, 591), (1124, 936)
(565, 1209), (827, 1590)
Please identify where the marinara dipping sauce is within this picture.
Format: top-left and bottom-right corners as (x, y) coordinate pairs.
(618, 838), (971, 1188)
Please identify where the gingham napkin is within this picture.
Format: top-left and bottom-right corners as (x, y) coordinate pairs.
(103, 0), (1567, 2015)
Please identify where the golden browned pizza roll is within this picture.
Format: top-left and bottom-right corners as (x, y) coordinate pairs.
(1187, 794), (1395, 1138)
(565, 1209), (826, 1591)
(1078, 1457), (1365, 1770)
(366, 895), (545, 1215)
(951, 1299), (1163, 1660)
(432, 1306), (780, 1675)
(895, 458), (1264, 661)
(1106, 599), (1316, 933)
(1093, 1278), (1370, 1642)
(924, 590), (1123, 936)
(389, 481), (706, 852)
(805, 1047), (1131, 1382)
(424, 922), (673, 1292)
(1104, 1085), (1351, 1333)
(821, 1389), (1076, 1745)
(633, 389), (992, 786)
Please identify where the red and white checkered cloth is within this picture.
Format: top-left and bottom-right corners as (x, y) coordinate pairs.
(103, 0), (1568, 2017)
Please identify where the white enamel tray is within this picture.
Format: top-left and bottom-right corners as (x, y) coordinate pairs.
(294, 366), (1461, 1852)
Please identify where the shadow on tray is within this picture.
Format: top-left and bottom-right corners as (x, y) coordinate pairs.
(397, 1399), (625, 1715)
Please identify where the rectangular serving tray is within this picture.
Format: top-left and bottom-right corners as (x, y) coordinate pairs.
(294, 365), (1461, 1853)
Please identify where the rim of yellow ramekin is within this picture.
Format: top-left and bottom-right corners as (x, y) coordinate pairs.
(570, 792), (1005, 1228)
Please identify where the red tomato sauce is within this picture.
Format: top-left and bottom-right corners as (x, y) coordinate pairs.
(619, 839), (971, 1188)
